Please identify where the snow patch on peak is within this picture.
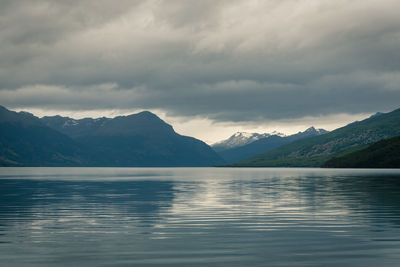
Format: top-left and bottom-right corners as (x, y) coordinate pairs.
(213, 131), (286, 151)
(270, 131), (286, 137)
(304, 126), (328, 135)
(233, 132), (258, 138)
(63, 119), (79, 127)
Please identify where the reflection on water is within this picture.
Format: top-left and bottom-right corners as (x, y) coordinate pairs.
(1, 168), (400, 266)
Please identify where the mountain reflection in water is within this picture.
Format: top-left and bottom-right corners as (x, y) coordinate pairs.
(1, 167), (400, 266)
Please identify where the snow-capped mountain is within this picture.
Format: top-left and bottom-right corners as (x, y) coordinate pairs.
(212, 131), (285, 152)
(214, 126), (329, 163)
(301, 126), (328, 136)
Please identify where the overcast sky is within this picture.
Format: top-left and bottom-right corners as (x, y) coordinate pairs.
(1, 0), (400, 143)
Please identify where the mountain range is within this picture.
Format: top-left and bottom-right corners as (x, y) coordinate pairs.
(2, 104), (400, 168)
(231, 108), (400, 167)
(0, 106), (223, 167)
(213, 127), (328, 164)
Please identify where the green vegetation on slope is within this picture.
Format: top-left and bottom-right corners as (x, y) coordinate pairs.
(323, 135), (400, 168)
(231, 108), (400, 167)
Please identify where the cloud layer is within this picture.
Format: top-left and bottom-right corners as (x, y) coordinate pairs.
(1, 0), (400, 122)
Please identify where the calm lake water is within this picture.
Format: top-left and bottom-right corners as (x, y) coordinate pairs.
(1, 168), (400, 266)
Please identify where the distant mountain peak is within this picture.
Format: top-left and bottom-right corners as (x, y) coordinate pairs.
(127, 110), (158, 118)
(122, 111), (165, 123)
(303, 126), (328, 135)
(137, 110), (156, 116)
(214, 126), (329, 163)
(212, 131), (285, 151)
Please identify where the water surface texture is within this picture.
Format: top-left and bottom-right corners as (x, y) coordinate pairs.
(1, 167), (400, 266)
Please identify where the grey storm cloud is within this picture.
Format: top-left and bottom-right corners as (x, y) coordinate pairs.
(1, 0), (400, 122)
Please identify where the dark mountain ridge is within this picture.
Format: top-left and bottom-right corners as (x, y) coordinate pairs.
(41, 111), (175, 138)
(0, 106), (88, 166)
(0, 106), (224, 166)
(323, 135), (400, 168)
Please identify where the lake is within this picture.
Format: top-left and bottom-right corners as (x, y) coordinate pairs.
(1, 167), (400, 266)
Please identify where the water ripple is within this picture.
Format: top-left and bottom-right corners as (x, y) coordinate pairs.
(1, 168), (400, 266)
